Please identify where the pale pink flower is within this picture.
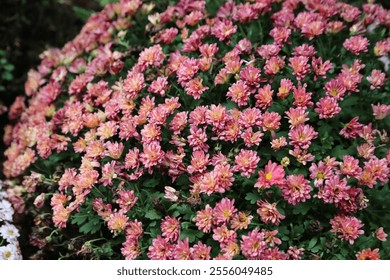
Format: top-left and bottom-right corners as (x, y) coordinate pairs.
(318, 176), (350, 204)
(256, 200), (285, 225)
(367, 69), (386, 89)
(240, 229), (267, 260)
(187, 126), (209, 151)
(177, 57), (199, 86)
(340, 117), (363, 139)
(230, 212), (253, 230)
(185, 77), (208, 99)
(233, 149), (260, 178)
(255, 84), (273, 109)
(292, 83), (313, 108)
(190, 241), (211, 260)
(281, 174), (311, 205)
(173, 238), (191, 260)
(372, 103), (390, 120)
(288, 246), (305, 260)
(123, 71), (145, 99)
(212, 225), (237, 245)
(238, 108), (262, 129)
(340, 155), (362, 178)
(139, 142), (164, 169)
(240, 66), (261, 88)
(194, 204), (214, 233)
(264, 56), (285, 75)
(288, 124), (318, 150)
(375, 227), (388, 242)
(343, 36), (369, 55)
(324, 78), (346, 100)
(277, 78), (293, 99)
(148, 76), (169, 97)
(147, 235), (173, 260)
(293, 44), (317, 57)
(161, 216), (180, 242)
(107, 211), (128, 235)
(164, 186), (179, 202)
(241, 127), (263, 147)
(227, 80), (251, 107)
(301, 20), (325, 40)
(330, 215), (364, 244)
(211, 19), (237, 42)
(289, 56), (310, 81)
(214, 198), (237, 225)
(285, 107), (309, 127)
(270, 136), (288, 151)
(261, 111), (281, 132)
(270, 26), (291, 45)
(187, 150), (209, 174)
(121, 239), (140, 260)
(315, 96), (341, 119)
(116, 190), (138, 212)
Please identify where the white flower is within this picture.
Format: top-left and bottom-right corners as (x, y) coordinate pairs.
(0, 200), (14, 222)
(0, 223), (20, 242)
(0, 244), (22, 260)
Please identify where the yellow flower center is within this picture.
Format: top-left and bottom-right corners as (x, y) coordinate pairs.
(317, 172), (324, 179)
(5, 251), (11, 259)
(265, 172), (272, 181)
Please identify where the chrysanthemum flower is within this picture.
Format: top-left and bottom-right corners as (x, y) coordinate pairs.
(255, 160), (285, 189)
(256, 200), (285, 225)
(330, 215), (364, 244)
(356, 248), (380, 260)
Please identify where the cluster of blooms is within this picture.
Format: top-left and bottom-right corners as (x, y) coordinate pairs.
(0, 181), (22, 260)
(2, 0), (390, 259)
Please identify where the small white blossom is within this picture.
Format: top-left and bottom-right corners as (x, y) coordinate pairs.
(0, 223), (20, 242)
(0, 244), (22, 260)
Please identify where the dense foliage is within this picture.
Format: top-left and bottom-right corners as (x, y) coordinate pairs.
(2, 0), (390, 260)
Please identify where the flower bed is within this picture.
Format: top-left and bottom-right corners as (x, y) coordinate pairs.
(2, 0), (390, 259)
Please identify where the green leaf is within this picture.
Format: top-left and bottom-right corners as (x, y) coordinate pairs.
(180, 229), (204, 243)
(73, 6), (94, 22)
(143, 178), (159, 188)
(308, 237), (318, 249)
(292, 202), (311, 215)
(245, 192), (260, 204)
(145, 209), (162, 220)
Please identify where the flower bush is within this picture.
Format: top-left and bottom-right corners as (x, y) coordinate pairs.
(2, 0), (390, 260)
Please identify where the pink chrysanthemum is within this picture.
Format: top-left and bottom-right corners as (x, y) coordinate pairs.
(107, 211), (128, 235)
(281, 174), (311, 205)
(343, 35), (369, 55)
(356, 248), (380, 260)
(256, 200), (285, 225)
(214, 198), (237, 225)
(194, 204), (214, 233)
(240, 229), (267, 260)
(147, 235), (173, 260)
(288, 124), (318, 150)
(161, 216), (180, 242)
(255, 160), (285, 189)
(233, 149), (260, 178)
(330, 215), (364, 244)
